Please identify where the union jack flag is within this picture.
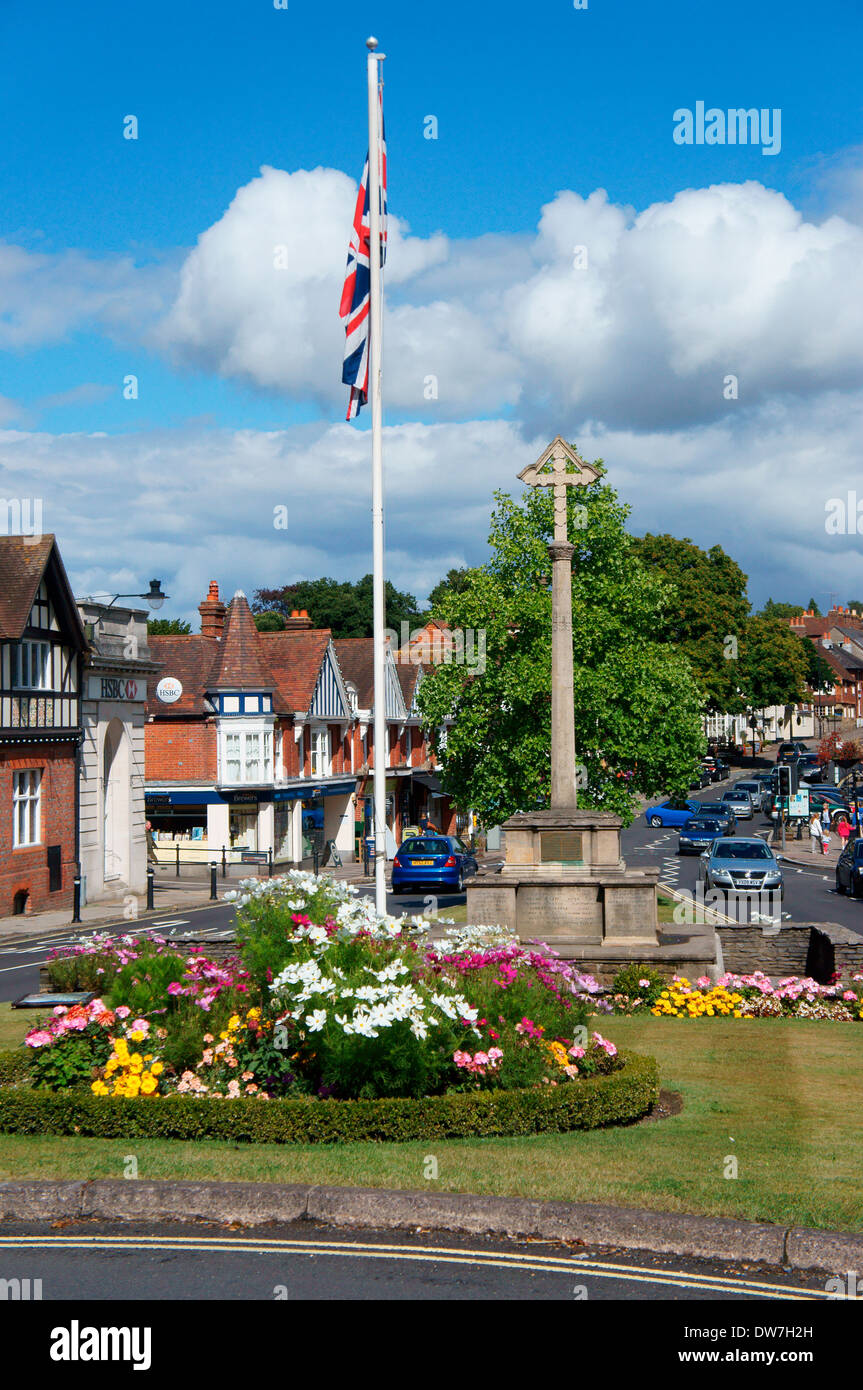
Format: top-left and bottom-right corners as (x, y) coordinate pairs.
(340, 93), (387, 421)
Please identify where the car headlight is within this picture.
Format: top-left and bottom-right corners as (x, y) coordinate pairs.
(712, 869), (732, 882)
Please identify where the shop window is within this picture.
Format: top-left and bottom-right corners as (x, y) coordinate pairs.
(13, 770), (41, 846)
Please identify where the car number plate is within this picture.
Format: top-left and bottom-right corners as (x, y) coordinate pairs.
(412, 859), (434, 866)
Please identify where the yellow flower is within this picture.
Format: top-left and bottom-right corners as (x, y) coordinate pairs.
(129, 1030), (146, 1043)
(140, 1075), (158, 1095)
(150, 1061), (164, 1076)
(91, 1080), (109, 1095)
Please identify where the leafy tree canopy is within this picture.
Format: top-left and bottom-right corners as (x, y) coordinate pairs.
(427, 567), (479, 613)
(417, 470), (706, 825)
(147, 617), (191, 635)
(759, 598), (804, 620)
(807, 597), (823, 616)
(739, 615), (807, 710)
(628, 533), (750, 713)
(252, 575), (421, 638)
(253, 611), (287, 632)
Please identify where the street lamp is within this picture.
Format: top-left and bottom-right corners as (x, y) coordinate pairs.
(104, 580), (169, 610)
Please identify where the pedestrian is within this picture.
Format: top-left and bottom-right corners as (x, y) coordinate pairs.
(837, 816), (852, 847)
(809, 812), (823, 855)
(821, 804), (831, 831)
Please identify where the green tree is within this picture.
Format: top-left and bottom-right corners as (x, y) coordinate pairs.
(807, 597), (822, 616)
(801, 637), (835, 693)
(252, 576), (420, 638)
(738, 615), (807, 710)
(759, 598), (804, 620)
(847, 600), (863, 615)
(427, 567), (478, 613)
(417, 470), (705, 825)
(253, 611), (287, 632)
(628, 534), (750, 712)
(147, 617), (191, 635)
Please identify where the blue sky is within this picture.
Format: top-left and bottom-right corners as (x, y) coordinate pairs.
(0, 0), (862, 617)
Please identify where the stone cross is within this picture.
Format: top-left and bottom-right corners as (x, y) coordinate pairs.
(517, 436), (600, 809)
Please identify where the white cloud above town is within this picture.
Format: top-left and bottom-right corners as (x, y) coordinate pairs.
(1, 157), (863, 610)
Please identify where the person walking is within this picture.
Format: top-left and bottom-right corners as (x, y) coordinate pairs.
(837, 815), (852, 848)
(809, 811), (824, 855)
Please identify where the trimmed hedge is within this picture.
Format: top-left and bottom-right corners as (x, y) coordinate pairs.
(0, 1050), (30, 1085)
(0, 1051), (658, 1145)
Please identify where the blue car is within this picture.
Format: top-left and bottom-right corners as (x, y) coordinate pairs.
(391, 835), (478, 894)
(678, 817), (729, 854)
(645, 798), (700, 828)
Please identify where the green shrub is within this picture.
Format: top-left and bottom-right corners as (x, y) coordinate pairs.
(106, 950), (188, 1017)
(0, 1050), (30, 1085)
(29, 1025), (113, 1092)
(610, 963), (667, 1007)
(0, 1051), (659, 1144)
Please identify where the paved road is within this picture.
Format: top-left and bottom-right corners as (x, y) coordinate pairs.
(628, 776), (863, 935)
(0, 1221), (833, 1300)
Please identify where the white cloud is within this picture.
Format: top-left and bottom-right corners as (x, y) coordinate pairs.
(159, 168), (863, 432)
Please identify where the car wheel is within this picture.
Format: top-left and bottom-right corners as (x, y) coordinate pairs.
(649, 816), (662, 827)
(836, 874), (847, 896)
(456, 869), (465, 892)
(391, 884), (402, 896)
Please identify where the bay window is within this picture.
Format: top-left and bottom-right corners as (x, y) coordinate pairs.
(220, 725), (274, 784)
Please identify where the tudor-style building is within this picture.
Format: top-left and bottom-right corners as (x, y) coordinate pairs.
(144, 583), (453, 866)
(0, 536), (88, 916)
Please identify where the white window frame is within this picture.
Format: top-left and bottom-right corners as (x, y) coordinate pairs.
(15, 640), (51, 691)
(310, 725), (331, 778)
(219, 722), (274, 785)
(13, 769), (41, 846)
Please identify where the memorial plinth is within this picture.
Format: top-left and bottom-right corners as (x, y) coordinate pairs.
(465, 435), (712, 974)
(467, 805), (662, 954)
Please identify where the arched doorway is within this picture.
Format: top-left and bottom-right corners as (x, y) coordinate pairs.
(103, 719), (131, 886)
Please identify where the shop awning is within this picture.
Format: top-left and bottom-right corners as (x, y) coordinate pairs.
(411, 771), (443, 794)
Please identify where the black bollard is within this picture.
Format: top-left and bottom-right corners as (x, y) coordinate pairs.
(72, 872), (82, 924)
(146, 866), (155, 911)
(209, 862), (218, 901)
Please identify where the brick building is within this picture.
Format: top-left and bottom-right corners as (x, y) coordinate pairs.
(0, 537), (88, 916)
(144, 583), (452, 868)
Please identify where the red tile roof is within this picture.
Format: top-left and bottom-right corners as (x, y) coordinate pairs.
(208, 591), (274, 691)
(145, 636), (220, 715)
(259, 630), (332, 713)
(0, 534), (88, 648)
(332, 638), (375, 708)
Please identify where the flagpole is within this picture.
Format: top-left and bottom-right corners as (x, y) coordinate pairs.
(366, 35), (387, 915)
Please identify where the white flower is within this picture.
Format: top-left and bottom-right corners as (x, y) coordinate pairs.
(306, 1009), (327, 1032)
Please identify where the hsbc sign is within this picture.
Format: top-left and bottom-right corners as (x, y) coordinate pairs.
(88, 675), (146, 702)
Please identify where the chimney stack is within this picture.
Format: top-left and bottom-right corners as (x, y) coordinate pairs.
(199, 580), (227, 639)
(281, 608), (313, 631)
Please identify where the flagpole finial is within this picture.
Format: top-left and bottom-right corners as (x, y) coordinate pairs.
(366, 35), (379, 50)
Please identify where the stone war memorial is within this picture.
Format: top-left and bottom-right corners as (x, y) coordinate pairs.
(466, 436), (717, 983)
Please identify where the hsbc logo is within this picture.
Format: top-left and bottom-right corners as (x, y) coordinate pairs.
(89, 676), (145, 702)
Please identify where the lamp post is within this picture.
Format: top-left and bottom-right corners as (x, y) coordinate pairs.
(104, 580), (169, 610)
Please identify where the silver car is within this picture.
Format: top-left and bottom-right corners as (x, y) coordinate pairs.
(734, 779), (764, 812)
(720, 788), (754, 820)
(698, 837), (783, 893)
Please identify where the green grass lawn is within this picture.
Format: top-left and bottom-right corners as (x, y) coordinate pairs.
(1, 1004), (861, 1232)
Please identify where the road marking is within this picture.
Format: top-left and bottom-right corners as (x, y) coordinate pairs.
(0, 1234), (825, 1298)
(153, 920), (190, 928)
(0, 958), (49, 973)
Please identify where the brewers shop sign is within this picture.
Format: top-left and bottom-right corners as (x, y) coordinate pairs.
(87, 675), (146, 702)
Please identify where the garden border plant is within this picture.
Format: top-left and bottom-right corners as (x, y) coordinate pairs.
(0, 1049), (658, 1144)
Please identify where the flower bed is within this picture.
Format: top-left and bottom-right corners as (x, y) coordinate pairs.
(606, 965), (863, 1022)
(9, 875), (645, 1135)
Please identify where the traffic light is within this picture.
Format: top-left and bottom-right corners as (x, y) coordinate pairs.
(777, 763), (798, 799)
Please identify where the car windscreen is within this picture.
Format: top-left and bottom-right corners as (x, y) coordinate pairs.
(695, 804), (725, 814)
(685, 819), (720, 832)
(401, 839), (450, 855)
(713, 843), (773, 860)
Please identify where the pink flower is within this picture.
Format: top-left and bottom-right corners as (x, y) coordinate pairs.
(638, 979), (650, 988)
(453, 1051), (471, 1068)
(568, 1045), (585, 1059)
(25, 1030), (52, 1048)
(166, 982), (183, 995)
(115, 1005), (131, 1019)
(129, 1018), (149, 1034)
(563, 1065), (580, 1079)
(487, 1048), (503, 1065)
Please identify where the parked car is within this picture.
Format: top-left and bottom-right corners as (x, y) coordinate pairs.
(798, 758), (824, 784)
(644, 798), (701, 828)
(689, 766), (714, 790)
(391, 835), (478, 894)
(806, 789), (852, 827)
(701, 756), (731, 784)
(720, 788), (754, 820)
(691, 803), (737, 834)
(698, 837), (783, 893)
(678, 817), (730, 854)
(836, 839), (863, 896)
(776, 741), (809, 763)
(734, 778), (766, 812)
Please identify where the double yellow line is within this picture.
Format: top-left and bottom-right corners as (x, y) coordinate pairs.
(0, 1233), (826, 1298)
